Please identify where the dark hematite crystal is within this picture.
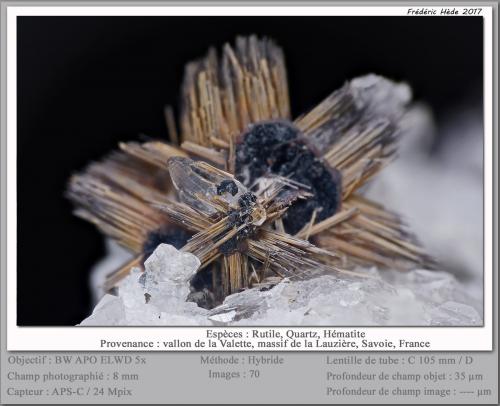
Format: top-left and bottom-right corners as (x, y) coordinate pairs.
(216, 179), (239, 196)
(142, 226), (191, 259)
(238, 191), (257, 209)
(217, 192), (258, 255)
(235, 120), (342, 234)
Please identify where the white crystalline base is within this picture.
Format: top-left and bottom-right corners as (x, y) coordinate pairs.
(80, 244), (482, 327)
(212, 270), (482, 326)
(80, 244), (210, 326)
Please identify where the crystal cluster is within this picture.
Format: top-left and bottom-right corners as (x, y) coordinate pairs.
(80, 244), (481, 326)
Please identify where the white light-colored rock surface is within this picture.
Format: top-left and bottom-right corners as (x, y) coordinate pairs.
(89, 239), (134, 304)
(367, 107), (483, 294)
(81, 245), (481, 326)
(209, 269), (481, 326)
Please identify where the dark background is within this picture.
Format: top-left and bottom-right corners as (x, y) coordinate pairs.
(17, 16), (483, 325)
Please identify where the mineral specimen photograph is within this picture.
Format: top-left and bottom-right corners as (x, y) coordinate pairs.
(17, 16), (484, 326)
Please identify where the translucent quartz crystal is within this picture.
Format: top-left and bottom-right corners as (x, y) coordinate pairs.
(80, 244), (210, 326)
(168, 157), (248, 215)
(80, 246), (481, 326)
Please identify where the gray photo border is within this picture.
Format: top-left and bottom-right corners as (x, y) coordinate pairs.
(0, 3), (498, 405)
(0, 1), (497, 336)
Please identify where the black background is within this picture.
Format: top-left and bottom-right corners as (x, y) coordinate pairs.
(17, 16), (482, 325)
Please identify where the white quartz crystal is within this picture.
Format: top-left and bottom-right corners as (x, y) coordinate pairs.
(80, 244), (210, 326)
